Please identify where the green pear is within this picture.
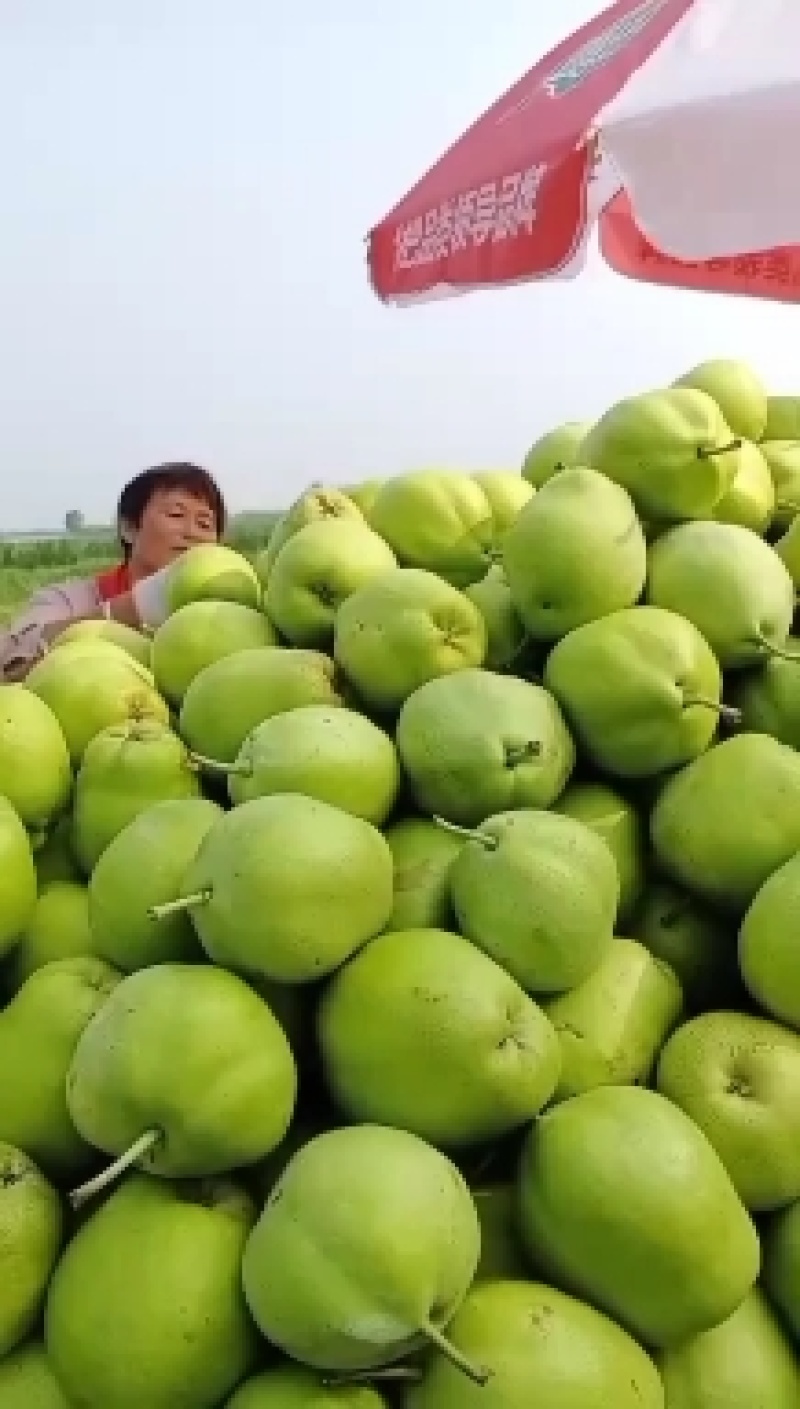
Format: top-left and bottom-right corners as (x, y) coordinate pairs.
(0, 686), (72, 831)
(471, 470), (534, 532)
(154, 794), (394, 983)
(646, 520), (796, 668)
(544, 938), (683, 1100)
(553, 781), (646, 924)
(151, 599), (277, 705)
(26, 647), (169, 764)
(774, 515), (800, 584)
(383, 816), (461, 931)
(0, 796), (37, 956)
(544, 606), (734, 778)
(446, 809), (619, 994)
(6, 881), (93, 991)
(521, 419), (591, 486)
(256, 485), (367, 583)
(502, 468), (647, 640)
(760, 440), (800, 531)
(395, 669), (575, 825)
(59, 616), (152, 667)
(518, 1085), (760, 1347)
(464, 565), (527, 670)
(333, 569), (487, 714)
(197, 704), (400, 827)
(265, 519), (397, 647)
(225, 1366), (390, 1408)
(242, 1124), (484, 1380)
(471, 1186), (528, 1281)
(0, 1341), (75, 1409)
(165, 542), (262, 613)
(728, 643), (800, 745)
(368, 470), (495, 587)
(404, 1278), (664, 1409)
(0, 1145), (63, 1356)
(739, 849), (800, 1030)
(88, 797), (220, 971)
(763, 1198), (800, 1339)
(317, 927), (561, 1146)
(0, 957), (121, 1180)
(35, 815), (81, 887)
(657, 1287), (800, 1409)
(672, 357), (768, 441)
(179, 645), (344, 763)
(657, 1009), (800, 1212)
(631, 878), (742, 1013)
(71, 719), (201, 874)
(765, 395), (800, 441)
(713, 439), (775, 534)
(651, 733), (800, 912)
(66, 962), (297, 1203)
(578, 387), (738, 521)
(344, 478), (385, 520)
(45, 1174), (261, 1409)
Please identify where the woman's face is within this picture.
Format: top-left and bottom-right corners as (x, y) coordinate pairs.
(126, 487), (219, 576)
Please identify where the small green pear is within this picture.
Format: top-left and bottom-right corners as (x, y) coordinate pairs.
(89, 796), (221, 971)
(544, 938), (683, 1100)
(0, 796), (39, 956)
(179, 646), (344, 763)
(646, 520), (796, 668)
(225, 1366), (390, 1408)
(45, 1174), (261, 1409)
(763, 1198), (800, 1339)
(518, 1085), (760, 1347)
(383, 816), (461, 932)
(544, 606), (734, 778)
(578, 386), (738, 521)
(464, 565), (527, 671)
(166, 542), (262, 612)
(657, 1009), (800, 1211)
(760, 439), (800, 531)
(553, 781), (646, 924)
(196, 704), (400, 827)
(242, 1124), (484, 1381)
(151, 599), (277, 705)
(502, 468), (647, 640)
(656, 1287), (800, 1408)
(0, 1340), (75, 1409)
(0, 686), (72, 831)
(318, 927), (561, 1146)
(395, 669), (575, 826)
(713, 438), (775, 533)
(265, 518), (397, 647)
(672, 357), (768, 441)
(728, 642), (800, 745)
(521, 419), (591, 486)
(6, 881), (94, 991)
(0, 957), (121, 1180)
(26, 646), (169, 764)
(66, 962), (298, 1203)
(59, 616), (152, 666)
(333, 568), (487, 715)
(631, 879), (742, 1012)
(152, 794), (394, 983)
(739, 849), (800, 1029)
(472, 470), (534, 532)
(256, 485), (367, 583)
(367, 470), (495, 587)
(71, 719), (201, 874)
(447, 809), (619, 995)
(0, 1145), (63, 1357)
(651, 733), (800, 912)
(404, 1279), (665, 1409)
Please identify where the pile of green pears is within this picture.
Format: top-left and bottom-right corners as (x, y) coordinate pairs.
(3, 356), (800, 1408)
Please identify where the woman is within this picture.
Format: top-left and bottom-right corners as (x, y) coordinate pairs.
(0, 461), (226, 680)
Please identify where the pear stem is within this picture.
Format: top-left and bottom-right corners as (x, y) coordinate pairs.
(148, 888), (213, 921)
(433, 817), (498, 850)
(504, 739), (542, 767)
(697, 439), (742, 459)
(322, 1368), (422, 1388)
(420, 1320), (490, 1386)
(777, 499), (800, 515)
(682, 694), (741, 725)
(187, 751), (253, 777)
(69, 1128), (163, 1210)
(753, 633), (800, 663)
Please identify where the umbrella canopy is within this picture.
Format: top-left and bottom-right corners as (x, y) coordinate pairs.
(367, 0), (800, 305)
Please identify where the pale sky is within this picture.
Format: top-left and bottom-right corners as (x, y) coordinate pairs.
(1, 0), (798, 530)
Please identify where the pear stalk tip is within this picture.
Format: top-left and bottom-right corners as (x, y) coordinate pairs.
(420, 1319), (490, 1385)
(69, 1128), (163, 1211)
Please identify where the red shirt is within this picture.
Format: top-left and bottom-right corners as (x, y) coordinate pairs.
(96, 563), (133, 602)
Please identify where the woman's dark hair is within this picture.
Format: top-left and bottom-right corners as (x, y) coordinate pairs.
(116, 462), (227, 559)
